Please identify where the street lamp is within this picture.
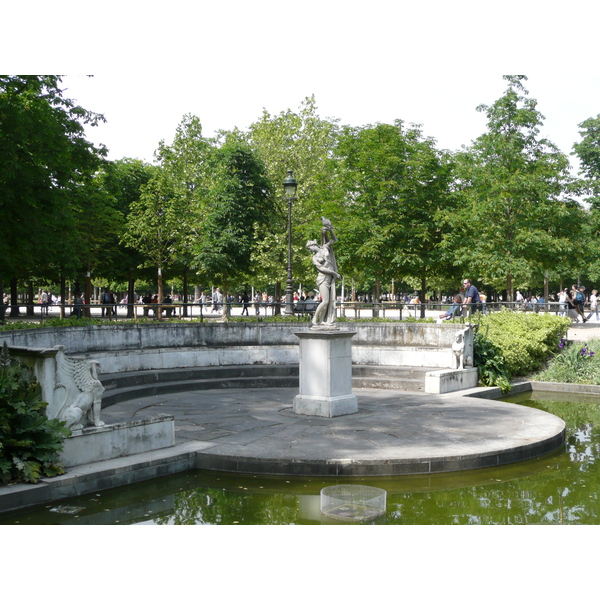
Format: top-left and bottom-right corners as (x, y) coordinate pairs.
(283, 170), (297, 315)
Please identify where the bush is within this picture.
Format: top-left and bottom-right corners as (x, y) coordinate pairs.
(473, 333), (512, 393)
(475, 310), (570, 377)
(0, 343), (70, 484)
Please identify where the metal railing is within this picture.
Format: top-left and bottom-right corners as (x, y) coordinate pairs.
(0, 299), (573, 325)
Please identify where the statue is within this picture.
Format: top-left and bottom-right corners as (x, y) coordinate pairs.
(306, 217), (341, 329)
(451, 325), (474, 370)
(51, 347), (105, 430)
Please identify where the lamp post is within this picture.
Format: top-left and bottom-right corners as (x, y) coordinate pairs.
(283, 170), (297, 315)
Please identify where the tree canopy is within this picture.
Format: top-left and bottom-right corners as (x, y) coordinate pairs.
(3, 75), (599, 306)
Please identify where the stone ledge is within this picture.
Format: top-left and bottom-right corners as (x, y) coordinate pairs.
(424, 367), (479, 394)
(60, 415), (175, 467)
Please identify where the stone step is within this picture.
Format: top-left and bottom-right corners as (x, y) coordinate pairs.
(100, 364), (442, 406)
(100, 364), (298, 391)
(352, 376), (425, 392)
(102, 374), (299, 406)
(352, 365), (431, 380)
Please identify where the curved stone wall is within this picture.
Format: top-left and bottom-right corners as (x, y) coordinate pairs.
(1, 321), (464, 374)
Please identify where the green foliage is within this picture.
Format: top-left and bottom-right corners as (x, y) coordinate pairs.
(191, 136), (272, 289)
(477, 310), (570, 377)
(473, 332), (512, 393)
(0, 343), (69, 484)
(330, 121), (454, 298)
(441, 75), (583, 297)
(534, 338), (600, 384)
(0, 76), (106, 281)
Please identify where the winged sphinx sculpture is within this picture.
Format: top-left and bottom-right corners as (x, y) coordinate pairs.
(48, 346), (105, 430)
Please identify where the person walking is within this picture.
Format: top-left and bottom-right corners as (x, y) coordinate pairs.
(212, 288), (222, 313)
(587, 289), (599, 322)
(558, 288), (568, 317)
(568, 285), (586, 323)
(241, 291), (250, 316)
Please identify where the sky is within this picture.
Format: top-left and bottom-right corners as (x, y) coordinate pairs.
(5, 1), (600, 174)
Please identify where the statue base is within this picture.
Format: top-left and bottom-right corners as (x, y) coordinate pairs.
(293, 330), (358, 418)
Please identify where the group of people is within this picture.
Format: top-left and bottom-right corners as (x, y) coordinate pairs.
(558, 286), (598, 323)
(439, 279), (483, 321)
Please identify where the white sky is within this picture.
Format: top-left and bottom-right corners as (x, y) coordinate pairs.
(5, 1), (600, 174)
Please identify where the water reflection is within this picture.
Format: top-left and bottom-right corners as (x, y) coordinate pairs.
(3, 391), (600, 525)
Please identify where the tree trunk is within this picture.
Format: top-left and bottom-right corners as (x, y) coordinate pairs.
(27, 280), (34, 316)
(372, 279), (381, 317)
(84, 270), (92, 318)
(506, 273), (513, 305)
(10, 277), (19, 317)
(182, 270), (188, 317)
(157, 267), (163, 321)
(127, 273), (136, 318)
(60, 274), (66, 319)
(420, 273), (427, 318)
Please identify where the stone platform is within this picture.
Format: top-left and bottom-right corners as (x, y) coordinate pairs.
(0, 385), (566, 514)
(100, 386), (564, 476)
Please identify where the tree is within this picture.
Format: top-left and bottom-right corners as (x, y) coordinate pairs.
(0, 75), (106, 311)
(572, 115), (600, 282)
(153, 115), (212, 308)
(326, 121), (455, 306)
(94, 159), (156, 314)
(123, 171), (178, 310)
(191, 136), (272, 301)
(245, 97), (339, 297)
(442, 75), (583, 300)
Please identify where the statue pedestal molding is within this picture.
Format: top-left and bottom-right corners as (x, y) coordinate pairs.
(293, 330), (358, 418)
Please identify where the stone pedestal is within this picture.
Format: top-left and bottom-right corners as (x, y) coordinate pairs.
(293, 330), (358, 418)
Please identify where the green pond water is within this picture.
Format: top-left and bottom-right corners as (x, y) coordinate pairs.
(3, 390), (600, 525)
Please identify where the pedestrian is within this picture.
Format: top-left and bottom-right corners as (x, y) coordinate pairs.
(558, 288), (568, 317)
(461, 279), (481, 314)
(439, 295), (463, 321)
(515, 290), (524, 307)
(241, 291), (250, 316)
(254, 292), (261, 315)
(212, 288), (222, 313)
(573, 285), (587, 323)
(73, 293), (84, 318)
(100, 289), (111, 317)
(587, 289), (599, 322)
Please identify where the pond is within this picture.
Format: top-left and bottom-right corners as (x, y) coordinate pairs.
(2, 390), (600, 525)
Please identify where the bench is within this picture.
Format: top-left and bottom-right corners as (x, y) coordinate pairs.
(293, 301), (319, 317)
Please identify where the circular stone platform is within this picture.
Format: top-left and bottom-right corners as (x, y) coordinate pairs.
(101, 387), (566, 477)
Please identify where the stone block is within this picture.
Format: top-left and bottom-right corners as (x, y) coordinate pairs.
(59, 416), (175, 467)
(424, 367), (479, 394)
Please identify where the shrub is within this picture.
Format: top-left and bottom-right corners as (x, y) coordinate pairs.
(473, 333), (512, 393)
(475, 310), (570, 377)
(0, 343), (70, 484)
